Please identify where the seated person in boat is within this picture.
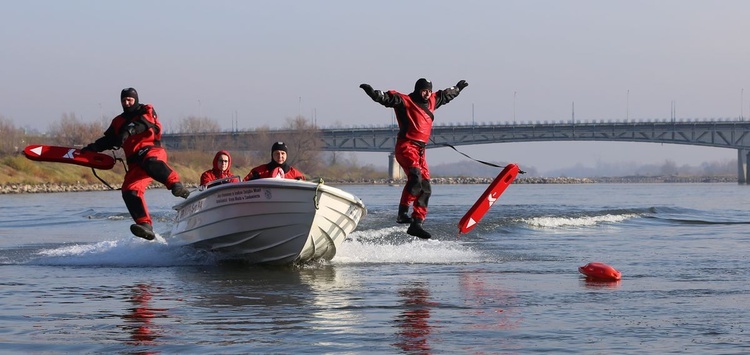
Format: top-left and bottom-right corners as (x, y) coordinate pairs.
(243, 141), (306, 181)
(200, 150), (240, 188)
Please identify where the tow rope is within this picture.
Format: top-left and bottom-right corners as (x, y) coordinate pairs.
(91, 152), (127, 190)
(438, 142), (526, 174)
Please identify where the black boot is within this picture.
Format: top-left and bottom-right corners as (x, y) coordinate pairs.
(407, 218), (431, 239)
(396, 205), (413, 224)
(171, 182), (190, 199)
(130, 223), (155, 241)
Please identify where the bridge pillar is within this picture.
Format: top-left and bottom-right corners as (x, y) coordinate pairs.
(739, 149), (750, 185)
(388, 153), (402, 180)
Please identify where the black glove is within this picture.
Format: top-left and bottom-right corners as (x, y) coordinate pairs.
(456, 80), (468, 91)
(81, 143), (98, 153)
(360, 83), (374, 96)
(360, 83), (384, 100)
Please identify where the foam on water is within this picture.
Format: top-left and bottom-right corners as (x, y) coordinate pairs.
(521, 213), (640, 228)
(333, 226), (485, 264)
(26, 225), (485, 267)
(29, 234), (216, 267)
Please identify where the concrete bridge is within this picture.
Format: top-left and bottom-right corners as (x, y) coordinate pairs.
(161, 119), (750, 183)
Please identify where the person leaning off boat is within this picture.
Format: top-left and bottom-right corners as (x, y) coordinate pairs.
(243, 141), (305, 181)
(82, 87), (190, 241)
(200, 150), (240, 189)
(359, 78), (468, 240)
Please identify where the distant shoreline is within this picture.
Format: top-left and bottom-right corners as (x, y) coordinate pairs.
(0, 175), (739, 194)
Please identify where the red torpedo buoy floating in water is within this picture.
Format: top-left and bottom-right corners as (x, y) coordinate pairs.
(578, 262), (621, 281)
(458, 164), (520, 234)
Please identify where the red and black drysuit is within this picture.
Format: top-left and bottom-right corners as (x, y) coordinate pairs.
(366, 84), (462, 221)
(87, 103), (182, 227)
(200, 150), (240, 188)
(243, 162), (306, 181)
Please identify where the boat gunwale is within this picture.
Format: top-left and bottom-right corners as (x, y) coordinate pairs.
(172, 179), (365, 211)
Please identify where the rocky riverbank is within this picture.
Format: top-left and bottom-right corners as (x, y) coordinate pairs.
(0, 182), (201, 194)
(1, 183), (121, 194)
(3, 175), (736, 194)
(335, 176), (597, 185)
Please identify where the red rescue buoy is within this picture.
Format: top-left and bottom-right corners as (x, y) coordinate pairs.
(578, 262), (621, 281)
(23, 145), (116, 170)
(457, 164), (520, 234)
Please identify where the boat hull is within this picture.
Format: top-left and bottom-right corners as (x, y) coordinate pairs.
(170, 179), (366, 264)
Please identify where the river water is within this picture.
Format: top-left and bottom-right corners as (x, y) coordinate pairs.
(2, 183), (750, 354)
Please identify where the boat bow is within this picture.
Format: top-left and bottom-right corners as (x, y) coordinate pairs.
(170, 179), (366, 264)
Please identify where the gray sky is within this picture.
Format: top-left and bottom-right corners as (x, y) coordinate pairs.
(2, 0), (748, 173)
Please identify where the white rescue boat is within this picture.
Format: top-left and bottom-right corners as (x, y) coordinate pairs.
(170, 179), (366, 264)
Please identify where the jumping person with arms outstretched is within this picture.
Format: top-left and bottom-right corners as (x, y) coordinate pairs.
(359, 78), (468, 239)
(83, 87), (190, 240)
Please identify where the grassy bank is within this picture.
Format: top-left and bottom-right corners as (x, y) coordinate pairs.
(1, 151), (737, 192)
(0, 150), (385, 189)
(0, 152), (259, 188)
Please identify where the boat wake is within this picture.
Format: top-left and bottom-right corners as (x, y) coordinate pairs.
(18, 226), (485, 267)
(333, 226), (485, 264)
(25, 235), (218, 267)
(521, 213), (641, 229)
(644, 206), (750, 225)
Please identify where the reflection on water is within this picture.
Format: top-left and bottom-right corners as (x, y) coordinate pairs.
(297, 263), (339, 285)
(179, 264), (311, 309)
(581, 278), (622, 289)
(459, 270), (520, 331)
(3, 184), (749, 353)
(302, 265), (365, 336)
(120, 284), (167, 349)
(393, 282), (435, 354)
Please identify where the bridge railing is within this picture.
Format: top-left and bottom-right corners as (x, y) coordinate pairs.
(161, 118), (750, 152)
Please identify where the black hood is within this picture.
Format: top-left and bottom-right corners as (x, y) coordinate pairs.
(269, 141), (290, 172)
(411, 78), (432, 103)
(413, 78), (432, 93)
(121, 87), (140, 114)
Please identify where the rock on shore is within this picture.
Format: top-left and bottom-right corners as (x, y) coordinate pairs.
(1, 175), (735, 194)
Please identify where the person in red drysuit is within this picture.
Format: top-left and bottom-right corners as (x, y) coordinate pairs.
(243, 141), (306, 181)
(359, 78), (468, 239)
(200, 150), (240, 188)
(83, 87), (190, 240)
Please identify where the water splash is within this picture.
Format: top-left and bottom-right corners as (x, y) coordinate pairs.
(28, 235), (216, 267)
(521, 213), (640, 228)
(334, 227), (486, 264)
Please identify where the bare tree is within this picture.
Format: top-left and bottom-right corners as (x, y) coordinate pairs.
(176, 116), (222, 151)
(242, 117), (322, 175)
(280, 115), (323, 174)
(48, 113), (107, 147)
(249, 126), (276, 163)
(327, 120), (347, 166)
(178, 116), (221, 133)
(659, 159), (679, 176)
(0, 116), (27, 154)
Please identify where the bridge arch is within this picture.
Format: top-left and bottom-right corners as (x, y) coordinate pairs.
(161, 120), (750, 183)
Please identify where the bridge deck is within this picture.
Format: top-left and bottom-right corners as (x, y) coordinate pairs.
(160, 119), (750, 183)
